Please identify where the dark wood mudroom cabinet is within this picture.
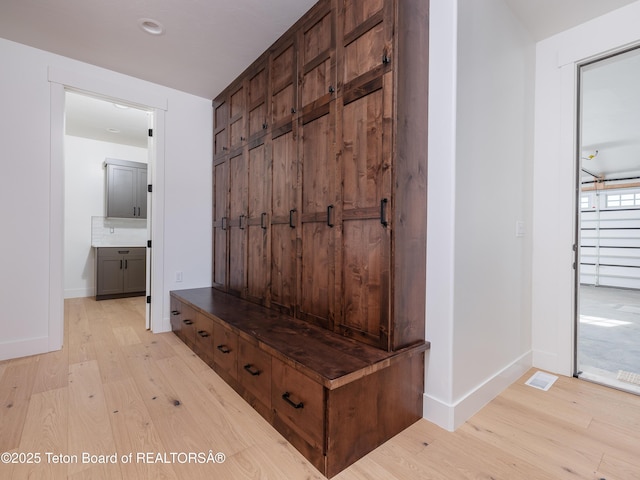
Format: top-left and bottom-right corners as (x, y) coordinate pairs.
(173, 0), (429, 477)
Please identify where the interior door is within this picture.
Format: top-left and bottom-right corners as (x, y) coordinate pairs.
(575, 46), (640, 394)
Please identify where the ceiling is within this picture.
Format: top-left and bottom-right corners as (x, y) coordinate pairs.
(65, 92), (150, 148)
(1, 0), (638, 154)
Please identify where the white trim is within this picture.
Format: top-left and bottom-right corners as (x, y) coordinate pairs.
(48, 68), (168, 350)
(149, 109), (168, 333)
(0, 336), (50, 362)
(48, 67), (167, 111)
(423, 351), (532, 431)
(49, 82), (65, 352)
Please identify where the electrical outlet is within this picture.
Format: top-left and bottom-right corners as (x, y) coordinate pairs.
(176, 271), (183, 282)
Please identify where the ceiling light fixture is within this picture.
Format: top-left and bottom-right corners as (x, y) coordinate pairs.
(138, 18), (165, 35)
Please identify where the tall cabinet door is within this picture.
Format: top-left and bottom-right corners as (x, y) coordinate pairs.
(246, 138), (271, 304)
(212, 159), (229, 290)
(270, 129), (298, 315)
(228, 150), (248, 296)
(336, 0), (394, 349)
(297, 104), (337, 330)
(338, 81), (392, 349)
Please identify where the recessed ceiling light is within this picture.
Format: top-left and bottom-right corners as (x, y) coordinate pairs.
(107, 128), (121, 134)
(138, 18), (165, 35)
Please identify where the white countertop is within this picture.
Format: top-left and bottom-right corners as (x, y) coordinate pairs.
(92, 244), (146, 248)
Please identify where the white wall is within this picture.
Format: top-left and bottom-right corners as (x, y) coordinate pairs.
(532, 1), (640, 376)
(425, 0), (534, 430)
(0, 37), (212, 361)
(64, 135), (147, 298)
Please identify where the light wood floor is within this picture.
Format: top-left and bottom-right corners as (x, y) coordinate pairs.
(1, 297), (639, 479)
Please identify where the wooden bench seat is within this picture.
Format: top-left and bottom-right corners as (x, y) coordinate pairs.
(171, 287), (429, 477)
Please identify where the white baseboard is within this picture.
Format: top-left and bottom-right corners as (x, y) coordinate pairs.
(423, 350), (532, 431)
(64, 288), (94, 299)
(0, 336), (54, 362)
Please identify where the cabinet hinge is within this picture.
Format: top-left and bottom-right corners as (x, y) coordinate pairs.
(146, 295), (151, 304)
(148, 128), (153, 137)
(147, 240), (152, 248)
(148, 184), (153, 193)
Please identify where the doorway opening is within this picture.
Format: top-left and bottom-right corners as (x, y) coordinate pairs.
(575, 46), (640, 394)
(63, 90), (153, 328)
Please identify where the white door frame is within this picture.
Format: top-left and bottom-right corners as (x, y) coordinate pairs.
(532, 3), (640, 377)
(48, 67), (167, 348)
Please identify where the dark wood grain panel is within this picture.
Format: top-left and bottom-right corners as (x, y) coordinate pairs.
(271, 357), (325, 451)
(325, 348), (424, 478)
(343, 0), (384, 38)
(391, 0), (428, 350)
(237, 336), (272, 404)
(270, 131), (297, 314)
(228, 151), (247, 296)
(213, 322), (238, 380)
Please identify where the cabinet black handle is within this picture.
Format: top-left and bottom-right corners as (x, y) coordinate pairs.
(289, 209), (296, 228)
(217, 345), (231, 354)
(243, 364), (261, 376)
(241, 136), (246, 141)
(261, 212), (268, 229)
(222, 146), (228, 151)
(282, 392), (304, 409)
(222, 217), (228, 230)
(138, 207), (141, 217)
(133, 207), (136, 216)
(120, 260), (123, 269)
(125, 259), (128, 269)
(327, 205), (334, 227)
(197, 330), (210, 338)
(183, 319), (193, 325)
(171, 310), (180, 316)
(329, 85), (335, 94)
(239, 214), (245, 230)
(262, 122), (268, 130)
(382, 52), (391, 64)
(380, 198), (389, 227)
(291, 107), (296, 114)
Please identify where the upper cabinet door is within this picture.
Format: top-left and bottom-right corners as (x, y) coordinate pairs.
(229, 84), (246, 151)
(340, 0), (393, 88)
(106, 161), (147, 219)
(270, 39), (297, 132)
(247, 63), (268, 141)
(213, 99), (228, 160)
(299, 0), (335, 112)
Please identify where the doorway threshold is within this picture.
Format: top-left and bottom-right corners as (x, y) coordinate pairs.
(578, 366), (640, 396)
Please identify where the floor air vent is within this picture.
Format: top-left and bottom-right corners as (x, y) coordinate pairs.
(617, 370), (640, 386)
(525, 371), (559, 391)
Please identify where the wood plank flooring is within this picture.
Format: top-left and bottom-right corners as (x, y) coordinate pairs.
(1, 296), (639, 479)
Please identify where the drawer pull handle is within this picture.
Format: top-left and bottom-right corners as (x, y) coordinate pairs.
(243, 364), (261, 376)
(183, 319), (193, 325)
(282, 392), (304, 409)
(217, 345), (231, 354)
(171, 310), (180, 316)
(197, 330), (210, 338)
(261, 212), (268, 229)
